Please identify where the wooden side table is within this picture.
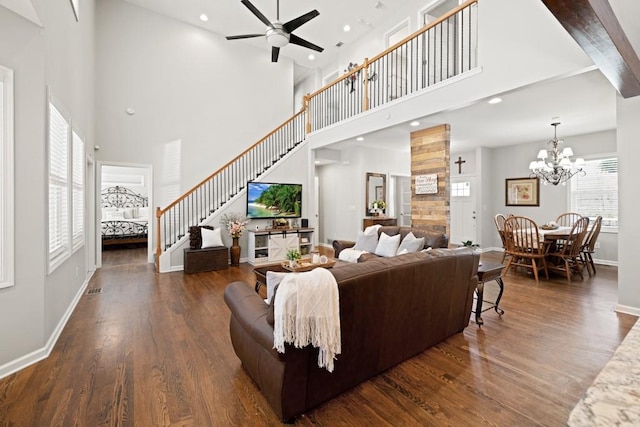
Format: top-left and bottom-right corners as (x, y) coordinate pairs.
(474, 261), (505, 326)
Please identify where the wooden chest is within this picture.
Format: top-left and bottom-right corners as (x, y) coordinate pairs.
(184, 247), (229, 273)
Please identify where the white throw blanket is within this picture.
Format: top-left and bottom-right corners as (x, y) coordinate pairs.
(273, 267), (341, 372)
(338, 248), (366, 263)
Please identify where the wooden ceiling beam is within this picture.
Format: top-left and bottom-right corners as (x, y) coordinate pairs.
(541, 0), (640, 98)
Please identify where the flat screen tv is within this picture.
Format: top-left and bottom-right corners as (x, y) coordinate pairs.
(246, 182), (302, 219)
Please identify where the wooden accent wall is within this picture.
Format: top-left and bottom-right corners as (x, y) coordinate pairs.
(410, 124), (450, 236)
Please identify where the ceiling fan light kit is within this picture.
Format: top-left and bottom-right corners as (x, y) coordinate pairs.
(226, 0), (324, 62)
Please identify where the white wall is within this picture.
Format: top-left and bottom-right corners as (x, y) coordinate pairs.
(0, 0), (95, 372)
(95, 0), (294, 212)
(316, 145), (410, 244)
(617, 95), (640, 314)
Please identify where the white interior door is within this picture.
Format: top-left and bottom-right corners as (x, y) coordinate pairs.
(450, 177), (477, 245)
(397, 176), (412, 227)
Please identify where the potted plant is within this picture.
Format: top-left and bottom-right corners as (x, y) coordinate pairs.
(286, 249), (301, 268)
(461, 240), (480, 250)
(371, 199), (386, 216)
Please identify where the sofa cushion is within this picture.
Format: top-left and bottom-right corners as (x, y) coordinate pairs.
(396, 232), (425, 255)
(375, 232), (401, 257)
(353, 231), (379, 253)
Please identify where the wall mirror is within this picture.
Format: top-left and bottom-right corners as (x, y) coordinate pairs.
(366, 172), (386, 214)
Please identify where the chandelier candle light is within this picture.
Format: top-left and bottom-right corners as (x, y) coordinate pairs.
(529, 122), (585, 186)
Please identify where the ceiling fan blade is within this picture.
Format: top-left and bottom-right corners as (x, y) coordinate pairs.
(241, 0), (273, 27)
(283, 10), (320, 33)
(226, 34), (265, 40)
(272, 46), (280, 63)
(289, 34), (324, 52)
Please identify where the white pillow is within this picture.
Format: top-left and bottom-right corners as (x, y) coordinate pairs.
(397, 232), (425, 255)
(397, 248), (409, 255)
(102, 207), (117, 220)
(375, 232), (401, 257)
(123, 207), (137, 219)
(106, 211), (125, 220)
(353, 231), (379, 253)
(266, 271), (288, 304)
(364, 224), (382, 235)
(137, 207), (149, 219)
(201, 227), (223, 248)
(421, 247), (433, 252)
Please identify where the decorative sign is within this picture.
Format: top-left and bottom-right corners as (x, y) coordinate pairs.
(415, 174), (438, 194)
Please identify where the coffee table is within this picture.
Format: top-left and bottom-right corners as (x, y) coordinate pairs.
(474, 261), (505, 326)
(253, 263), (288, 293)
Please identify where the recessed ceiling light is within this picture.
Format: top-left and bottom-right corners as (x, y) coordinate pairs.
(314, 160), (321, 164)
(488, 97), (502, 104)
(343, 25), (351, 32)
(199, 14), (208, 22)
(356, 136), (364, 141)
(410, 121), (420, 126)
(308, 54), (315, 61)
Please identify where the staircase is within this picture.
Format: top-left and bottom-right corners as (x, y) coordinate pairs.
(155, 0), (478, 271)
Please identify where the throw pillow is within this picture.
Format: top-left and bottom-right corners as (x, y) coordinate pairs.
(201, 227), (223, 248)
(397, 232), (425, 255)
(353, 231), (379, 253)
(363, 224), (382, 235)
(106, 211), (125, 220)
(189, 225), (214, 249)
(375, 232), (401, 257)
(137, 207), (149, 219)
(266, 271), (288, 304)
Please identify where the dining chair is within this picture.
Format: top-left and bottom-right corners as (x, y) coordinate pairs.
(503, 216), (549, 285)
(494, 214), (508, 262)
(546, 216), (590, 284)
(555, 212), (583, 227)
(580, 216), (602, 277)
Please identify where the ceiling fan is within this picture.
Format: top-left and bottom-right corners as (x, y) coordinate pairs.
(225, 0), (324, 63)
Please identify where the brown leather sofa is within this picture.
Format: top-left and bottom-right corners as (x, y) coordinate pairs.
(332, 226), (449, 261)
(223, 247), (479, 422)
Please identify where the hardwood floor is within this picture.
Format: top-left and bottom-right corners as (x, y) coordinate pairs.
(0, 250), (636, 426)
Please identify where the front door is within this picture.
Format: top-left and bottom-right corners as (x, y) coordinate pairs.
(450, 176), (477, 245)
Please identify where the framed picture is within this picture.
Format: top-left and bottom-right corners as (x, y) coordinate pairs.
(70, 0), (79, 21)
(505, 177), (539, 206)
(375, 186), (383, 201)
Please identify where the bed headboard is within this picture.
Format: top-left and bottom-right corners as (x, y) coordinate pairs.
(101, 186), (148, 209)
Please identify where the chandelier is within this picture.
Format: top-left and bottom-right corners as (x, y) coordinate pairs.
(529, 122), (585, 186)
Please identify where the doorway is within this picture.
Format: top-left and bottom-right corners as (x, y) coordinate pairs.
(450, 176), (477, 245)
(97, 162), (153, 268)
(393, 175), (412, 227)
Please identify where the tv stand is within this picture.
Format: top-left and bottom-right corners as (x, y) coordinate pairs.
(248, 228), (314, 265)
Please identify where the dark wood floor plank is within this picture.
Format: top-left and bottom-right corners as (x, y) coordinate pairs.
(0, 248), (636, 425)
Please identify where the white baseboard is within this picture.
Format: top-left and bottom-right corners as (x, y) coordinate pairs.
(615, 304), (640, 317)
(0, 271), (93, 380)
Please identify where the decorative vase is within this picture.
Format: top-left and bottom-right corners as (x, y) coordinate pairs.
(230, 236), (241, 266)
(289, 259), (297, 268)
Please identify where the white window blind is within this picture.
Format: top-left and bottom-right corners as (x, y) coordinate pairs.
(570, 157), (618, 229)
(48, 101), (70, 269)
(0, 66), (14, 289)
(72, 131), (84, 251)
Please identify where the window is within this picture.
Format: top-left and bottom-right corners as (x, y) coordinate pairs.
(72, 131), (84, 251)
(0, 65), (14, 289)
(570, 156), (618, 229)
(451, 181), (470, 197)
(48, 99), (71, 271)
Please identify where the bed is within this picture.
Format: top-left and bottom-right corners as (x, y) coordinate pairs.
(101, 186), (149, 246)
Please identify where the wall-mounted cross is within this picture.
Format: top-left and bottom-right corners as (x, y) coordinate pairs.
(455, 156), (466, 174)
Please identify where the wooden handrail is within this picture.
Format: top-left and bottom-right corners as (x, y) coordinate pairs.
(156, 110), (305, 216)
(307, 0), (477, 101)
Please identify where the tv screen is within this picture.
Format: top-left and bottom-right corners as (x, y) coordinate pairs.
(247, 182), (302, 219)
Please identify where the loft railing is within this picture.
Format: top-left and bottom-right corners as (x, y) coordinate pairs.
(155, 0), (478, 268)
(304, 0), (477, 133)
(155, 111), (306, 259)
